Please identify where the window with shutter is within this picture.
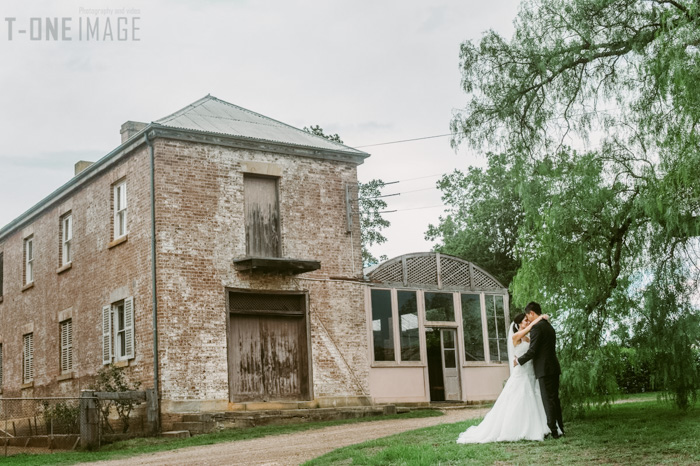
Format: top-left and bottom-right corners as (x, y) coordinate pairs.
(23, 333), (33, 384)
(109, 297), (135, 363)
(60, 319), (73, 373)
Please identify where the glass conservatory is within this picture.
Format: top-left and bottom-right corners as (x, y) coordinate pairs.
(364, 252), (511, 404)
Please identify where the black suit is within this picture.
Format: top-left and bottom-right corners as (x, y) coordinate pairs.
(517, 319), (564, 436)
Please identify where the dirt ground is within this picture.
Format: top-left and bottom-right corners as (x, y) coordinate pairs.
(88, 407), (488, 466)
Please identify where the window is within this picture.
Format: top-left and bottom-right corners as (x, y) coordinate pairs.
(60, 319), (73, 373)
(370, 289), (394, 362)
(113, 180), (127, 239)
(244, 175), (280, 257)
(60, 213), (73, 265)
(461, 294), (485, 361)
(102, 297), (134, 364)
(23, 333), (34, 384)
(0, 251), (4, 297)
(485, 295), (508, 362)
(424, 292), (455, 322)
(24, 236), (34, 284)
(397, 291), (420, 361)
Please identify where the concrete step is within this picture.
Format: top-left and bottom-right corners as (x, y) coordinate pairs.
(171, 421), (215, 434)
(162, 430), (191, 439)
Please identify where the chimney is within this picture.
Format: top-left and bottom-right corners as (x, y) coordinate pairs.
(74, 161), (94, 176)
(120, 121), (148, 143)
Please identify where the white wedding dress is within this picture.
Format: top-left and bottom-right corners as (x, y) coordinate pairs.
(456, 335), (550, 443)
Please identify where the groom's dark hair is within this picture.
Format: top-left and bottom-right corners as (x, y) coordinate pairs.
(524, 302), (542, 315)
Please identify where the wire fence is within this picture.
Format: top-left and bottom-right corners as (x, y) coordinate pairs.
(0, 393), (151, 457)
(0, 397), (81, 457)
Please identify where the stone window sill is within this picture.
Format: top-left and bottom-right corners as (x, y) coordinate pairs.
(21, 381), (34, 389)
(108, 234), (128, 249)
(114, 359), (130, 368)
(57, 262), (73, 274)
(21, 282), (35, 292)
(57, 372), (74, 382)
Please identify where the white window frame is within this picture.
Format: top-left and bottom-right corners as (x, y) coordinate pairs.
(23, 333), (34, 384)
(113, 181), (128, 239)
(24, 236), (34, 284)
(62, 214), (73, 265)
(60, 319), (73, 374)
(102, 297), (134, 364)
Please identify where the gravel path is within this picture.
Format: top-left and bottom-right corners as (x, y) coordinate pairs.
(88, 407), (488, 466)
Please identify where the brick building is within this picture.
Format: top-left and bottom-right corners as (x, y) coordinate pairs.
(0, 96), (372, 417)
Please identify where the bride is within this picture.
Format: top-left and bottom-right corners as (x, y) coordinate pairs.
(456, 313), (551, 443)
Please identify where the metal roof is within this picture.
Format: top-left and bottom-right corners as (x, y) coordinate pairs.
(156, 95), (368, 156)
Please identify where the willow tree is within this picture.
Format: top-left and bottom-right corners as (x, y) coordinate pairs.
(449, 0), (700, 409)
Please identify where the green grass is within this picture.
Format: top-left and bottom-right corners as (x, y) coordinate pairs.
(1, 409), (443, 465)
(305, 399), (700, 465)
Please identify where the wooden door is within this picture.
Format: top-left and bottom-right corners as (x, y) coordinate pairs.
(228, 292), (310, 402)
(244, 175), (280, 257)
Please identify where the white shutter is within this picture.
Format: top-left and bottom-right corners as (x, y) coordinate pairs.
(23, 334), (34, 383)
(61, 320), (73, 373)
(102, 305), (112, 364)
(124, 297), (134, 359)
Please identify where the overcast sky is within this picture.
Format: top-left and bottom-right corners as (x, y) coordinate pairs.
(0, 0), (520, 261)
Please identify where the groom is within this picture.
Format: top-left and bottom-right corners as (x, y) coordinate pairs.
(513, 302), (565, 438)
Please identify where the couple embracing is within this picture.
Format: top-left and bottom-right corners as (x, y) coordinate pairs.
(457, 302), (565, 443)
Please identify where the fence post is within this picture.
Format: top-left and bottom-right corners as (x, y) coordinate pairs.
(146, 389), (160, 434)
(80, 390), (99, 449)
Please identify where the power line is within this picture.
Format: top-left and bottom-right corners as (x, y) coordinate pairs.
(353, 134), (453, 149)
(382, 204), (446, 213)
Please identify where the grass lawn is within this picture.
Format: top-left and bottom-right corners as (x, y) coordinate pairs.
(1, 410), (443, 465)
(305, 398), (700, 465)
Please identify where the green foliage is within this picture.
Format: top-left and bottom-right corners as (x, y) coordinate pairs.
(426, 152), (524, 287)
(90, 364), (142, 434)
(303, 125), (343, 144)
(42, 401), (80, 434)
(446, 0), (700, 410)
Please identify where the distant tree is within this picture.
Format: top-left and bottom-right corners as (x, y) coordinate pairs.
(449, 0), (700, 410)
(426, 152), (524, 288)
(359, 179), (390, 266)
(303, 125), (343, 144)
(304, 125), (391, 267)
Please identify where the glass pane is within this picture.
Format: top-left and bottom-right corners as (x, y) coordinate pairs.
(461, 294), (484, 361)
(442, 330), (455, 349)
(371, 289), (394, 361)
(397, 291), (420, 361)
(489, 338), (500, 361)
(444, 349), (456, 368)
(424, 292), (455, 322)
(494, 296), (508, 361)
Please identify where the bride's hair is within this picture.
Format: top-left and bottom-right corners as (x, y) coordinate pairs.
(511, 313), (526, 333)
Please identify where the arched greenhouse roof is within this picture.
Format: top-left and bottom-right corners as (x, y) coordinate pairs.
(365, 252), (506, 292)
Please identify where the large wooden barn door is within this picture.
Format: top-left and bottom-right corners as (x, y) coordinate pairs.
(228, 292), (310, 402)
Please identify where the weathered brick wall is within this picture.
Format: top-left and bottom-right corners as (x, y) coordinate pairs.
(0, 146), (156, 397)
(152, 139), (369, 405)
